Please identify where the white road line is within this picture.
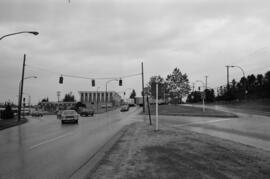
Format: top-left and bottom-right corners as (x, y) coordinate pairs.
(29, 132), (73, 150)
(174, 118), (234, 127)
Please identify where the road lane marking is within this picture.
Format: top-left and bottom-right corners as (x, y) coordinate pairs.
(29, 132), (73, 150)
(174, 118), (234, 127)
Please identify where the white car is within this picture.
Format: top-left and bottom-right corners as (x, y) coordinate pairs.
(60, 110), (79, 124)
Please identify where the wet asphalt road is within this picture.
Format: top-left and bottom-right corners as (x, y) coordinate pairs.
(159, 104), (270, 151)
(0, 107), (142, 179)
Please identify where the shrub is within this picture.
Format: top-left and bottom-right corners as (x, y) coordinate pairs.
(0, 103), (14, 119)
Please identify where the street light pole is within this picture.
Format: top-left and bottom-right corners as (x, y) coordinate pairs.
(0, 31), (39, 40)
(0, 30), (39, 120)
(196, 80), (206, 112)
(230, 65), (246, 98)
(230, 65), (245, 78)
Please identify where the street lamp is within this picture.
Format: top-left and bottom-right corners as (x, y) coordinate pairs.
(230, 65), (246, 98)
(18, 76), (37, 121)
(230, 65), (245, 78)
(1, 31), (39, 120)
(195, 80), (206, 112)
(0, 31), (39, 40)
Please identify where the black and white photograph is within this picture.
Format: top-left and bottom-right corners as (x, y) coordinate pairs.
(0, 0), (270, 178)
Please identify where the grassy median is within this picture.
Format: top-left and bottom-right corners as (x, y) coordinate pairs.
(143, 104), (237, 118)
(89, 122), (270, 179)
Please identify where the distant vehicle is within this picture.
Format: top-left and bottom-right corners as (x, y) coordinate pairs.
(31, 110), (43, 117)
(60, 110), (79, 124)
(120, 105), (129, 112)
(124, 98), (135, 107)
(135, 97), (144, 106)
(78, 108), (94, 117)
(101, 103), (113, 108)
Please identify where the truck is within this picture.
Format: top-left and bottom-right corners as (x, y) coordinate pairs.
(124, 98), (135, 107)
(135, 97), (144, 106)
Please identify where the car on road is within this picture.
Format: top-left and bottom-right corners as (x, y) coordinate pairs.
(120, 105), (129, 112)
(78, 108), (94, 117)
(31, 110), (43, 117)
(60, 110), (79, 124)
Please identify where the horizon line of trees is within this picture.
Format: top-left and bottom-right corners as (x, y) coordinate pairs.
(216, 70), (270, 101)
(187, 70), (270, 103)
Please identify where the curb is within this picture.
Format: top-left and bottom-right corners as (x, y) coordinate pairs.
(68, 125), (129, 179)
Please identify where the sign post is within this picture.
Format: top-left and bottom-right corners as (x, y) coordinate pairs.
(201, 92), (205, 112)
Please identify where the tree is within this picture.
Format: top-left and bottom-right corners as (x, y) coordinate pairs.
(63, 92), (75, 102)
(41, 97), (49, 102)
(147, 75), (165, 99)
(166, 68), (191, 104)
(130, 89), (136, 99)
(0, 103), (14, 119)
(205, 89), (215, 102)
(265, 71), (270, 97)
(256, 74), (264, 87)
(186, 91), (202, 103)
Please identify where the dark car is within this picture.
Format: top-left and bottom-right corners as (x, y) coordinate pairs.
(78, 108), (94, 117)
(31, 110), (43, 117)
(120, 105), (129, 112)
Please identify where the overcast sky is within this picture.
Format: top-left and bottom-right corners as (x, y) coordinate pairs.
(0, 0), (270, 104)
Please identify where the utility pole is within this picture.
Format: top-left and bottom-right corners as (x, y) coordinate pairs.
(141, 62), (145, 113)
(205, 75), (208, 89)
(225, 65), (230, 89)
(18, 54), (26, 121)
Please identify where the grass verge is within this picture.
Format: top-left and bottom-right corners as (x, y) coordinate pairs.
(89, 122), (270, 179)
(0, 117), (28, 130)
(143, 104), (237, 118)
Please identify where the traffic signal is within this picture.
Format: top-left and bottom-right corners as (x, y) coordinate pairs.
(198, 87), (200, 91)
(92, 79), (95, 87)
(119, 79), (122, 86)
(59, 76), (63, 84)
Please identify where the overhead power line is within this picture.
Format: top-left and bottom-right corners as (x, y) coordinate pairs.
(26, 64), (141, 81)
